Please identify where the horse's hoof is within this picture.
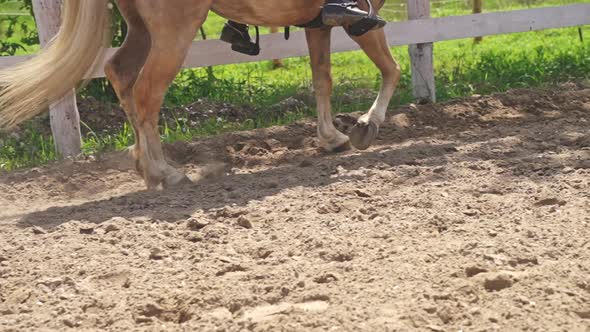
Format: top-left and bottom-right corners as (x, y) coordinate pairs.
(350, 120), (379, 150)
(321, 137), (352, 153)
(162, 172), (193, 189)
(332, 140), (352, 153)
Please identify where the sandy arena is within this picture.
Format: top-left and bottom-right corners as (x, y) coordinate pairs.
(0, 84), (589, 331)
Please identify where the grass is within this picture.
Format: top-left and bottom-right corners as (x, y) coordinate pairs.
(0, 0), (589, 170)
(0, 0), (24, 13)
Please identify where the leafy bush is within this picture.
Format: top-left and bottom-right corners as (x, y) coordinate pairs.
(0, 0), (35, 56)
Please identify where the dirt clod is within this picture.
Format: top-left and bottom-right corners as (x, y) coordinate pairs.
(149, 248), (166, 260)
(104, 224), (121, 233)
(437, 306), (453, 324)
(426, 324), (445, 332)
(465, 265), (488, 278)
(257, 248), (273, 259)
(354, 189), (371, 198)
(79, 226), (95, 235)
(237, 216), (253, 229)
(185, 233), (203, 242)
(574, 310), (590, 319)
(534, 198), (567, 207)
(187, 218), (209, 230)
(31, 226), (46, 235)
(391, 113), (411, 128)
(313, 273), (340, 284)
(482, 272), (518, 292)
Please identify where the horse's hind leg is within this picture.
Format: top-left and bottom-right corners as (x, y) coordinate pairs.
(270, 27), (283, 68)
(131, 0), (212, 189)
(104, 1), (151, 176)
(348, 28), (401, 150)
(306, 28), (351, 152)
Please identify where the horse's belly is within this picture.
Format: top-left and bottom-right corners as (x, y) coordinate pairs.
(211, 0), (324, 27)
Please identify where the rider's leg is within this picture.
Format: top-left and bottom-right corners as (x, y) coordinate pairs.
(322, 0), (385, 34)
(220, 21), (260, 56)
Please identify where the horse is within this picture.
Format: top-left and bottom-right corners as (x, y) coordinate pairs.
(0, 0), (400, 189)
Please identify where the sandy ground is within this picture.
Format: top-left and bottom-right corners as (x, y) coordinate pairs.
(0, 84), (589, 331)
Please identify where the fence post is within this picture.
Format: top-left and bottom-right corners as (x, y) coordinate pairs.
(32, 0), (82, 158)
(407, 0), (436, 103)
(473, 0), (483, 43)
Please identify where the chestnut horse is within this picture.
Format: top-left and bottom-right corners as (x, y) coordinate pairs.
(0, 0), (400, 189)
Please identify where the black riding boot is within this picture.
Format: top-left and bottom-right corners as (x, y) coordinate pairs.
(322, 0), (386, 36)
(220, 21), (260, 56)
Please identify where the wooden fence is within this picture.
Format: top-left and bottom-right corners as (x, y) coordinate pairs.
(0, 1), (589, 157)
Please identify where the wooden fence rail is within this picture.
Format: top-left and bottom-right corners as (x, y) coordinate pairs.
(0, 2), (589, 156)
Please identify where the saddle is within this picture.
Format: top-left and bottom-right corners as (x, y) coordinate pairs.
(220, 0), (386, 56)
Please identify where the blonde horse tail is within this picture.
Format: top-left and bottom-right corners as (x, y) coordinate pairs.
(0, 0), (111, 129)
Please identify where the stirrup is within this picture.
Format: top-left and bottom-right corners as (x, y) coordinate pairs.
(220, 23), (260, 56)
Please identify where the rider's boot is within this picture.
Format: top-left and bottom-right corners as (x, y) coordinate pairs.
(322, 0), (386, 36)
(220, 21), (260, 56)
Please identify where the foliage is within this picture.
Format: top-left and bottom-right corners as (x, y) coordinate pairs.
(0, 0), (35, 56)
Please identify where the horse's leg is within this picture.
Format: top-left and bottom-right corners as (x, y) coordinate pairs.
(104, 1), (151, 177)
(305, 28), (351, 152)
(131, 0), (212, 189)
(348, 28), (401, 150)
(270, 27), (283, 68)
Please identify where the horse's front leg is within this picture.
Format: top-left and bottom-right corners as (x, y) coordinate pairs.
(131, 0), (212, 189)
(348, 28), (401, 150)
(305, 28), (351, 152)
